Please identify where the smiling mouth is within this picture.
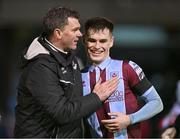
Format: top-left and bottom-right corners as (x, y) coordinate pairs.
(89, 49), (104, 55)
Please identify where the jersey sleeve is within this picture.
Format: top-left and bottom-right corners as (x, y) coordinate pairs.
(123, 60), (152, 96)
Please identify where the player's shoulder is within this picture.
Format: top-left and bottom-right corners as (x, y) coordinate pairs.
(122, 60), (144, 74)
(110, 58), (123, 64)
(122, 60), (141, 69)
(128, 60), (141, 69)
(110, 59), (134, 68)
(125, 60), (145, 80)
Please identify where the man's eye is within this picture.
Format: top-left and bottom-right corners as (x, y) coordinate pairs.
(73, 29), (78, 32)
(100, 40), (107, 43)
(73, 27), (80, 32)
(87, 39), (96, 43)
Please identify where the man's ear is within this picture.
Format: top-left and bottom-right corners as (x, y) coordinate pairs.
(110, 36), (114, 48)
(53, 28), (63, 39)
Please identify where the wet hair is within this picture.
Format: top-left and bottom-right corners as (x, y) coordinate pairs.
(42, 6), (80, 37)
(84, 17), (114, 36)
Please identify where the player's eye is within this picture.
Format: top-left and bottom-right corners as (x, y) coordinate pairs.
(87, 38), (96, 43)
(99, 39), (107, 43)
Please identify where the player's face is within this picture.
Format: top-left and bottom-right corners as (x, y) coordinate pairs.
(60, 17), (82, 51)
(85, 28), (114, 65)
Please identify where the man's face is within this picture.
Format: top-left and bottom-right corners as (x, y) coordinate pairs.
(60, 17), (82, 51)
(85, 28), (114, 65)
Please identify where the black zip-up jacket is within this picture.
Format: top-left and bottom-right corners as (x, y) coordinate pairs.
(14, 36), (102, 138)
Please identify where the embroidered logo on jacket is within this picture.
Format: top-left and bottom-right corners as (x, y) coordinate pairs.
(61, 67), (67, 74)
(72, 61), (77, 70)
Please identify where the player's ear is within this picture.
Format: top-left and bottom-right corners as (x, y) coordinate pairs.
(110, 36), (114, 48)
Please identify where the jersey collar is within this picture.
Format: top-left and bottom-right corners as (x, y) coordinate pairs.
(89, 57), (111, 72)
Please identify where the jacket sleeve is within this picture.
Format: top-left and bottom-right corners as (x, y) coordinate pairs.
(26, 60), (102, 124)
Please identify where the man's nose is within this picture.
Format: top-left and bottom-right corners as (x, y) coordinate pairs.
(94, 41), (101, 48)
(77, 30), (82, 37)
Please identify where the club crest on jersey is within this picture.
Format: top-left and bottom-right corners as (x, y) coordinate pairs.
(110, 71), (119, 78)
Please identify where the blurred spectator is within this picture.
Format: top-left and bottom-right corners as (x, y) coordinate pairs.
(161, 115), (180, 139)
(160, 80), (180, 138)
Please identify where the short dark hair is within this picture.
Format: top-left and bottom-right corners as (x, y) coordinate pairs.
(43, 6), (80, 37)
(84, 17), (114, 36)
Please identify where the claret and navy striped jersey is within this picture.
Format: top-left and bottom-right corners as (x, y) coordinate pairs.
(81, 57), (152, 139)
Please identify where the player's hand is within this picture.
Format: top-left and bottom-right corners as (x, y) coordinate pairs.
(93, 77), (119, 101)
(161, 127), (176, 139)
(101, 112), (131, 133)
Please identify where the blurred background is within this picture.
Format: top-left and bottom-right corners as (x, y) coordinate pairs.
(0, 0), (180, 137)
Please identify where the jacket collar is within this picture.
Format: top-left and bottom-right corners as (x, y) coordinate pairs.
(38, 36), (75, 67)
(44, 38), (68, 54)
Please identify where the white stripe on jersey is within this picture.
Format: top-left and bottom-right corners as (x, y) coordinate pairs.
(82, 58), (128, 139)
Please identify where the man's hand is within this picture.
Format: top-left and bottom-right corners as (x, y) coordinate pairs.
(93, 77), (119, 101)
(101, 112), (131, 133)
(161, 127), (176, 139)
